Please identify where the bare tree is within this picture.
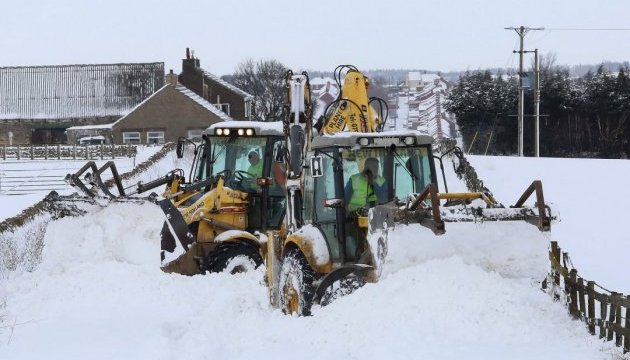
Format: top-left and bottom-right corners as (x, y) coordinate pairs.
(230, 58), (288, 121)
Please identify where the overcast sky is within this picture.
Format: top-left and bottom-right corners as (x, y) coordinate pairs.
(2, 0), (630, 75)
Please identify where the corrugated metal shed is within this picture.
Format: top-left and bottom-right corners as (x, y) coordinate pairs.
(0, 62), (164, 120)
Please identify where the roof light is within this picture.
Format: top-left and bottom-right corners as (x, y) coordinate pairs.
(224, 128), (231, 136)
(245, 129), (254, 136)
(402, 136), (415, 145)
(358, 137), (370, 146)
(216, 128), (223, 135)
(238, 129), (245, 136)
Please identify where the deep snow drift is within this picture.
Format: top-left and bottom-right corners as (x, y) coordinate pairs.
(0, 203), (615, 359)
(0, 151), (628, 359)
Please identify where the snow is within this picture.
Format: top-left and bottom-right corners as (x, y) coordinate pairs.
(0, 151), (628, 359)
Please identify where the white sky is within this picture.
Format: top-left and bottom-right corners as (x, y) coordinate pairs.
(2, 0), (630, 75)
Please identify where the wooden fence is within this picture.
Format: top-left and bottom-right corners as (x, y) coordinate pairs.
(1, 144), (137, 160)
(547, 241), (630, 353)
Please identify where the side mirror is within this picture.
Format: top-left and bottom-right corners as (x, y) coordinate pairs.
(176, 138), (185, 158)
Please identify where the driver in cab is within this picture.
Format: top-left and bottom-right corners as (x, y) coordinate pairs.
(245, 150), (263, 193)
(345, 157), (387, 214)
(247, 151), (263, 177)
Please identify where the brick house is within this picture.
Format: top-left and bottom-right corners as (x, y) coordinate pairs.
(67, 73), (232, 144)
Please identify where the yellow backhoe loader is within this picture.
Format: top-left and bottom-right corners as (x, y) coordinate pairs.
(65, 122), (290, 276)
(264, 66), (554, 316)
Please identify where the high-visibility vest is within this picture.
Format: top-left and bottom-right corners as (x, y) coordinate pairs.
(247, 161), (263, 177)
(348, 173), (385, 212)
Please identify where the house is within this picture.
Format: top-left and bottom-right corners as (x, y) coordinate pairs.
(310, 76), (340, 119)
(0, 62), (164, 144)
(395, 72), (459, 140)
(178, 48), (253, 120)
(66, 72), (232, 144)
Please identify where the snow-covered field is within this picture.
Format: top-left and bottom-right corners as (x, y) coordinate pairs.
(0, 152), (628, 359)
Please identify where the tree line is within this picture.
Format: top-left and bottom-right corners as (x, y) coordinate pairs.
(445, 63), (630, 158)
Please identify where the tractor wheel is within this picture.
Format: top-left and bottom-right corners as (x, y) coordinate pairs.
(279, 249), (316, 316)
(318, 274), (366, 307)
(204, 241), (263, 274)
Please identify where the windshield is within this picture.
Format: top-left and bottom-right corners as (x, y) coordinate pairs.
(193, 136), (267, 191)
(340, 145), (433, 211)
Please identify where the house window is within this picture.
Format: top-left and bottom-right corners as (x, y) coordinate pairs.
(147, 131), (165, 144)
(217, 103), (230, 116)
(122, 132), (141, 144)
(187, 129), (204, 139)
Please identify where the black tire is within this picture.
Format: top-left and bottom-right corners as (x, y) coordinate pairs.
(203, 241), (263, 274)
(319, 274), (366, 307)
(279, 249), (316, 316)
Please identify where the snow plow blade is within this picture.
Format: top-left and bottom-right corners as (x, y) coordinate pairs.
(369, 180), (554, 237)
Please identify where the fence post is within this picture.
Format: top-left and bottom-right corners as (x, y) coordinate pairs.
(569, 270), (579, 318)
(587, 281), (596, 335)
(608, 292), (617, 342)
(73, 144), (77, 159)
(84, 144), (89, 160)
(601, 298), (609, 339)
(2, 145), (5, 160)
(577, 277), (586, 319)
(57, 144), (61, 160)
(613, 293), (622, 347)
(44, 144), (48, 160)
(17, 144), (21, 160)
(111, 144), (115, 159)
(30, 145), (34, 160)
(624, 295), (630, 353)
(551, 242), (560, 287)
(100, 144), (104, 160)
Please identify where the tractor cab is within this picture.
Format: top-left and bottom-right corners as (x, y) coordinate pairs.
(305, 131), (438, 264)
(202, 121), (287, 231)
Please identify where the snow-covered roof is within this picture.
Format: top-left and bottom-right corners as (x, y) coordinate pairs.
(66, 123), (115, 131)
(202, 70), (253, 99)
(0, 62), (164, 120)
(67, 83), (232, 131)
(175, 84), (232, 121)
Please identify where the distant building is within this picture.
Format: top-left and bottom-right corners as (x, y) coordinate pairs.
(0, 62), (164, 144)
(393, 72), (459, 140)
(310, 76), (340, 119)
(66, 73), (231, 144)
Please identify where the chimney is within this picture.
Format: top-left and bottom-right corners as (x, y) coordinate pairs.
(166, 69), (178, 86)
(182, 48), (200, 74)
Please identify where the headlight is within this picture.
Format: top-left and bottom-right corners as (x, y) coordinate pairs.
(402, 136), (415, 145)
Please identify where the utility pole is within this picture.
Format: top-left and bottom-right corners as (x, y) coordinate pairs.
(505, 26), (544, 156)
(534, 49), (540, 157)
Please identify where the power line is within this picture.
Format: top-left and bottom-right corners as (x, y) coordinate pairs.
(546, 28), (630, 31)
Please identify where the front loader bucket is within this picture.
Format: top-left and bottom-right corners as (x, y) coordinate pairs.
(158, 198), (203, 275)
(438, 180), (554, 232)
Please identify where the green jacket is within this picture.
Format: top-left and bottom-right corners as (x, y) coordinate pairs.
(346, 173), (386, 213)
